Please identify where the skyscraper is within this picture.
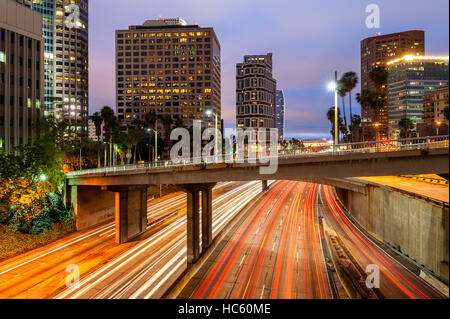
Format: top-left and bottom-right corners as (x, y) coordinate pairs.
(14, 0), (89, 137)
(360, 30), (425, 140)
(276, 90), (285, 141)
(236, 53), (277, 136)
(387, 56), (449, 137)
(0, 0), (44, 153)
(115, 18), (221, 131)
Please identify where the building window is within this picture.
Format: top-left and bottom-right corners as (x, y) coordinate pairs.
(0, 51), (5, 63)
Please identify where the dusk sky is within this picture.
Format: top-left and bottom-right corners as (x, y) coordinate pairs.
(89, 0), (449, 139)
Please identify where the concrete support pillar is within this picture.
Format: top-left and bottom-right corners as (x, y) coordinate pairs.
(113, 186), (147, 244)
(186, 189), (200, 264)
(262, 180), (268, 192)
(181, 183), (216, 265)
(201, 187), (213, 249)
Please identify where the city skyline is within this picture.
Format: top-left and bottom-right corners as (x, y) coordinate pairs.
(89, 0), (449, 139)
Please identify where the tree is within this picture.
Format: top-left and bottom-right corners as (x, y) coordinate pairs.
(90, 112), (103, 167)
(326, 107), (344, 143)
(90, 112), (103, 142)
(398, 118), (414, 138)
(128, 128), (144, 164)
(444, 106), (449, 121)
(350, 115), (362, 142)
(0, 118), (73, 234)
(100, 106), (115, 143)
(337, 79), (348, 139)
(369, 66), (388, 92)
(161, 115), (173, 159)
(341, 72), (359, 141)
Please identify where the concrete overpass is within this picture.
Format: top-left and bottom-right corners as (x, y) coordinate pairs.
(65, 140), (449, 265)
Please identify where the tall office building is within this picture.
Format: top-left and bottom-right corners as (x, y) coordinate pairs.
(387, 56), (449, 137)
(236, 53), (277, 136)
(360, 30), (425, 139)
(418, 86), (449, 137)
(423, 86), (449, 125)
(14, 0), (89, 137)
(115, 18), (221, 133)
(275, 90), (285, 141)
(0, 0), (44, 153)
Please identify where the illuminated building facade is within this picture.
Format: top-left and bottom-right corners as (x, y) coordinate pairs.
(276, 90), (285, 141)
(115, 18), (221, 132)
(236, 53), (277, 136)
(14, 0), (89, 137)
(0, 0), (44, 153)
(387, 56), (449, 137)
(360, 30), (425, 139)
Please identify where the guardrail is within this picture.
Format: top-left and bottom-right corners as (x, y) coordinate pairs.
(67, 136), (449, 177)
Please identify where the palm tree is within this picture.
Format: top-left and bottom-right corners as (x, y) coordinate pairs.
(369, 66), (388, 92)
(341, 72), (359, 141)
(90, 112), (103, 167)
(144, 111), (157, 131)
(398, 118), (414, 138)
(162, 115), (173, 159)
(128, 128), (143, 164)
(100, 106), (115, 142)
(350, 115), (362, 142)
(326, 107), (344, 143)
(90, 112), (103, 142)
(338, 80), (348, 140)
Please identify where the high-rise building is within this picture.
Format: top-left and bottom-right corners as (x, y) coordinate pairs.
(14, 0), (89, 137)
(275, 90), (285, 141)
(418, 86), (449, 137)
(236, 53), (277, 136)
(115, 18), (221, 132)
(387, 56), (449, 137)
(423, 86), (449, 125)
(360, 30), (425, 139)
(0, 0), (44, 153)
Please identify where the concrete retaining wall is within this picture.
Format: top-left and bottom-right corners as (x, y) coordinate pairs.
(70, 186), (115, 230)
(338, 186), (449, 284)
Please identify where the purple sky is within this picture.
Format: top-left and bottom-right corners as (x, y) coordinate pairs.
(89, 0), (449, 139)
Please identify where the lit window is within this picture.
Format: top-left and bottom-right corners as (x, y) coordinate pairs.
(0, 51), (5, 63)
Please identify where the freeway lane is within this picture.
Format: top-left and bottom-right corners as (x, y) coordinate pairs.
(184, 181), (331, 299)
(319, 185), (443, 299)
(0, 182), (254, 298)
(55, 181), (263, 299)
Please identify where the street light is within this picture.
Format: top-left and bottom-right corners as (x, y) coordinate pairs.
(327, 71), (339, 147)
(205, 109), (219, 158)
(436, 121), (441, 136)
(147, 127), (158, 163)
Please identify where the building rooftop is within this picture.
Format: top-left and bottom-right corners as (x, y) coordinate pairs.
(387, 55), (449, 66)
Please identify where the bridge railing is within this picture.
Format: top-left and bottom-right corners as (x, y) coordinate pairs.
(67, 136), (449, 177)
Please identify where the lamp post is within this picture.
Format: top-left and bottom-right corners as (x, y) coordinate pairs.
(155, 125), (158, 162)
(436, 121), (441, 136)
(328, 71), (339, 147)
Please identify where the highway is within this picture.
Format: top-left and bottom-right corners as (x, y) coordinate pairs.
(319, 184), (443, 299)
(0, 181), (260, 299)
(183, 181), (332, 299)
(54, 181), (263, 299)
